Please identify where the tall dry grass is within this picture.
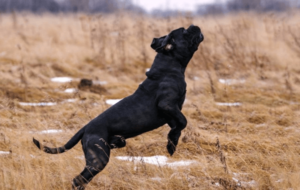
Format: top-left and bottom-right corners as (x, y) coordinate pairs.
(0, 11), (300, 190)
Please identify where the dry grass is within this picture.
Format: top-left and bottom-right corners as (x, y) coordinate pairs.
(0, 11), (300, 190)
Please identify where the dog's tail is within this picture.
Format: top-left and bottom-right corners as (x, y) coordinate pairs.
(33, 127), (85, 154)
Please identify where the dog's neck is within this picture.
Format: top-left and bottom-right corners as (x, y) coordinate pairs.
(146, 53), (186, 80)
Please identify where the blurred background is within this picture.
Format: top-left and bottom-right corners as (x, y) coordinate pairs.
(0, 0), (299, 15)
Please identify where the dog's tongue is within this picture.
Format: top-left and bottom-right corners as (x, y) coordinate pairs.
(187, 25), (201, 35)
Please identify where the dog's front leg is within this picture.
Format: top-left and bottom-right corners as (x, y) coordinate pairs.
(166, 113), (187, 156)
(158, 100), (187, 156)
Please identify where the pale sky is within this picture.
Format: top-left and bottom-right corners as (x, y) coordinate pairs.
(133, 0), (226, 12)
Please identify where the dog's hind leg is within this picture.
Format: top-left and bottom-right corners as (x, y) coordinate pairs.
(109, 135), (126, 149)
(72, 137), (110, 190)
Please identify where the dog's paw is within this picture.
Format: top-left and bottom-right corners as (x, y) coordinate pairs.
(167, 140), (176, 156)
(72, 183), (85, 190)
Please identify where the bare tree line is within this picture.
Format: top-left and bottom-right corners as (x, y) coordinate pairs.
(0, 0), (298, 15)
(0, 0), (144, 13)
(197, 0), (299, 15)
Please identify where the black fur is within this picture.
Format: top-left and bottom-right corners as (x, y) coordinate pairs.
(33, 25), (204, 190)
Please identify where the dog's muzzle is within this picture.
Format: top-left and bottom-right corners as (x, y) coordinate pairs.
(199, 33), (204, 43)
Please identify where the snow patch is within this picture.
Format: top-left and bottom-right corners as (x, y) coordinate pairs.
(93, 81), (108, 85)
(19, 102), (57, 106)
(151, 177), (162, 181)
(232, 173), (257, 187)
(216, 102), (241, 106)
(193, 76), (200, 81)
(19, 99), (78, 107)
(63, 99), (77, 103)
(30, 129), (63, 134)
(116, 155), (196, 167)
(168, 160), (197, 167)
(64, 88), (77, 93)
(106, 99), (122, 105)
(116, 155), (167, 165)
(243, 180), (256, 186)
(0, 151), (10, 155)
(51, 77), (107, 85)
(219, 79), (245, 85)
(51, 77), (74, 83)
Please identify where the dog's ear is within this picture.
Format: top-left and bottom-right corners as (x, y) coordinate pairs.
(150, 35), (173, 53)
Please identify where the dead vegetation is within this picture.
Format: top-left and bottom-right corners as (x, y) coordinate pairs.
(0, 11), (300, 190)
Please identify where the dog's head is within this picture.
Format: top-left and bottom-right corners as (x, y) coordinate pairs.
(151, 25), (204, 63)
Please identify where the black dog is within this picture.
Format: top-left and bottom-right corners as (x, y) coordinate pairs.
(33, 25), (204, 189)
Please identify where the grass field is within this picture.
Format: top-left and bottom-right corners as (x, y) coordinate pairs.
(0, 11), (300, 190)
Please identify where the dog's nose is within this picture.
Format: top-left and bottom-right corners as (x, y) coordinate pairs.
(187, 25), (201, 35)
(200, 33), (204, 43)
